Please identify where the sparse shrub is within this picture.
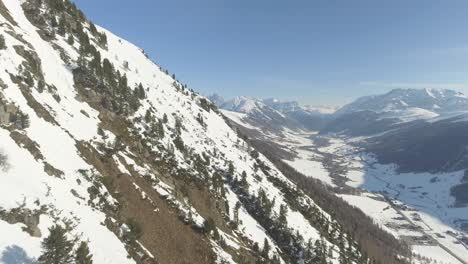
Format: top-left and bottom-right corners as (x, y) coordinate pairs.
(203, 217), (216, 234)
(124, 218), (142, 242)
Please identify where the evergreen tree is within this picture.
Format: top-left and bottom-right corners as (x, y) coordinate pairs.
(98, 33), (107, 47)
(57, 16), (66, 36)
(118, 74), (128, 94)
(75, 241), (93, 264)
(0, 34), (5, 50)
(89, 23), (97, 35)
(144, 109), (152, 123)
(240, 171), (248, 190)
(102, 58), (113, 82)
(38, 225), (74, 264)
(23, 71), (34, 87)
(157, 119), (165, 138)
(67, 34), (74, 45)
(50, 16), (58, 27)
(278, 205), (288, 230)
(303, 239), (316, 264)
(20, 113), (30, 129)
(228, 162), (234, 176)
(234, 201), (241, 225)
(90, 50), (101, 74)
(251, 150), (259, 159)
(137, 83), (146, 99)
(97, 127), (105, 138)
(261, 238), (270, 259)
(37, 79), (45, 93)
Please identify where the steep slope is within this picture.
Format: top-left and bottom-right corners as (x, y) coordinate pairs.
(0, 1), (402, 264)
(323, 88), (468, 136)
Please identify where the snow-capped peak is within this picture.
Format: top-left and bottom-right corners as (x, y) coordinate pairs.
(336, 88), (468, 116)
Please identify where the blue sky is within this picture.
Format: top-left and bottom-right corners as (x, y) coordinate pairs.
(72, 0), (468, 106)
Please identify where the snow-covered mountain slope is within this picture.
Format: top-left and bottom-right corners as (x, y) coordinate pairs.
(321, 88), (468, 137)
(0, 1), (404, 263)
(262, 98), (338, 115)
(211, 95), (298, 135)
(322, 89), (468, 136)
(212, 95), (334, 133)
(336, 88), (468, 117)
(217, 96), (266, 114)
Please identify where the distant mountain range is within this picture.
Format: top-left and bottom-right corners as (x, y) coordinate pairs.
(216, 89), (468, 258)
(215, 87), (468, 176)
(209, 94), (337, 131)
(212, 88), (468, 136)
(336, 88), (468, 116)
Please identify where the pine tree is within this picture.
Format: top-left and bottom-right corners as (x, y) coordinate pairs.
(89, 23), (97, 35)
(97, 127), (105, 138)
(0, 34), (6, 50)
(23, 71), (34, 87)
(57, 16), (66, 36)
(240, 171), (248, 190)
(157, 119), (165, 138)
(98, 32), (107, 47)
(144, 109), (152, 124)
(278, 204), (288, 230)
(234, 201), (241, 225)
(37, 79), (45, 93)
(102, 58), (113, 82)
(50, 16), (58, 27)
(20, 113), (30, 129)
(75, 241), (93, 264)
(261, 238), (270, 259)
(137, 83), (146, 99)
(303, 239), (315, 264)
(38, 225), (74, 264)
(90, 50), (101, 74)
(228, 161), (234, 176)
(67, 34), (74, 45)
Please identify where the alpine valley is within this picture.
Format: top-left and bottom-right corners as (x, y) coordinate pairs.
(213, 88), (468, 264)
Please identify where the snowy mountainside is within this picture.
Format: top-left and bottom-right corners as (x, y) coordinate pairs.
(211, 95), (299, 134)
(322, 88), (468, 137)
(0, 0), (388, 263)
(211, 95), (333, 133)
(262, 98), (338, 115)
(335, 88), (468, 117)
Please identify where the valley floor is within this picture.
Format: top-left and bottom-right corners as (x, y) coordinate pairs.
(273, 130), (468, 264)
